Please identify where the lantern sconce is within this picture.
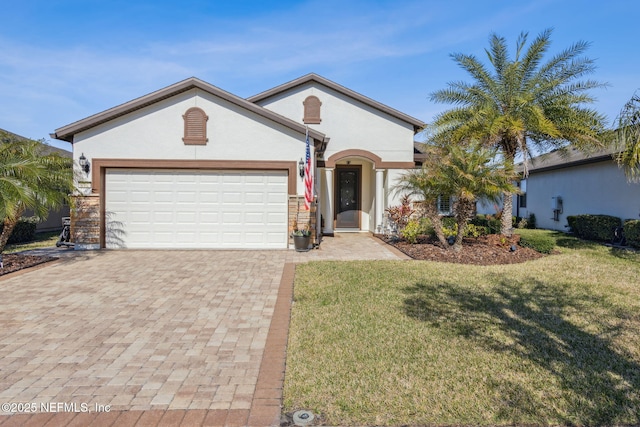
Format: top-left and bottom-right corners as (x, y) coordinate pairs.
(79, 153), (90, 174)
(298, 158), (305, 178)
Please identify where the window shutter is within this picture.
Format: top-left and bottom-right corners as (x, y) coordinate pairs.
(303, 96), (322, 124)
(183, 107), (208, 145)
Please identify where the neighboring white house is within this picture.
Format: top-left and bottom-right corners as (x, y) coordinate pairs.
(51, 74), (425, 250)
(515, 146), (640, 231)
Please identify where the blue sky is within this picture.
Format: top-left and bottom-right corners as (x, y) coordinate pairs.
(1, 0), (638, 151)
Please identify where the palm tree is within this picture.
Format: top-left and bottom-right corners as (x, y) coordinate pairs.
(395, 142), (518, 252)
(614, 91), (640, 182)
(0, 132), (73, 253)
(430, 29), (608, 235)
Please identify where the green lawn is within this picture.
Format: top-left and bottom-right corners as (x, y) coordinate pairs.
(284, 231), (640, 426)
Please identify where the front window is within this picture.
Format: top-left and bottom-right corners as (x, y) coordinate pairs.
(437, 195), (452, 215)
(518, 179), (527, 208)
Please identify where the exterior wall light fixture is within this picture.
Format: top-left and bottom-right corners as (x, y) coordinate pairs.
(79, 153), (90, 174)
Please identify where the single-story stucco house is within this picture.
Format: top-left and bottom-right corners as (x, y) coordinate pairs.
(514, 146), (640, 231)
(52, 74), (425, 250)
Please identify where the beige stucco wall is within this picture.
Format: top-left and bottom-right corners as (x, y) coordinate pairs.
(72, 88), (312, 196)
(254, 82), (415, 163)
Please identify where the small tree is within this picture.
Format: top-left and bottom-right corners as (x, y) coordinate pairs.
(614, 91), (640, 182)
(430, 29), (608, 236)
(0, 133), (73, 253)
(395, 142), (518, 252)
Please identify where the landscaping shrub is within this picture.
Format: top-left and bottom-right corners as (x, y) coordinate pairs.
(0, 217), (38, 244)
(566, 214), (622, 242)
(624, 220), (640, 248)
(464, 223), (486, 238)
(400, 218), (432, 244)
(527, 213), (537, 229)
(441, 217), (457, 238)
(470, 215), (501, 234)
(518, 232), (555, 254)
(432, 217), (487, 239)
(385, 195), (414, 230)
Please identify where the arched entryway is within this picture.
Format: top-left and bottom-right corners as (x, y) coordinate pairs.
(321, 150), (387, 235)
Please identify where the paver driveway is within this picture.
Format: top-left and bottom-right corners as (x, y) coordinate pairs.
(0, 250), (290, 426)
(0, 233), (405, 426)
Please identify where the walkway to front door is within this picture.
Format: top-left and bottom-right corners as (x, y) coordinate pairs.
(286, 232), (408, 263)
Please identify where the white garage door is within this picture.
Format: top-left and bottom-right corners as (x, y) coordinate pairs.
(105, 169), (288, 249)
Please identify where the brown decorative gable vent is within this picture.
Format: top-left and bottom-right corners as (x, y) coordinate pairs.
(183, 107), (208, 145)
(303, 96), (322, 124)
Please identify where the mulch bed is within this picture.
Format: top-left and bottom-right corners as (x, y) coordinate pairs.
(378, 234), (547, 265)
(0, 254), (57, 276)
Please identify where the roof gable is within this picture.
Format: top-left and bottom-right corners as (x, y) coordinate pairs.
(52, 77), (326, 144)
(247, 73), (425, 132)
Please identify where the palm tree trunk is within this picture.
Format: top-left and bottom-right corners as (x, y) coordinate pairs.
(0, 217), (19, 254)
(500, 146), (517, 237)
(501, 191), (513, 237)
(0, 206), (26, 254)
(452, 200), (474, 252)
(423, 202), (448, 248)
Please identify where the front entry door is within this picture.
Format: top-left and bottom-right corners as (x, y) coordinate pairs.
(335, 166), (361, 228)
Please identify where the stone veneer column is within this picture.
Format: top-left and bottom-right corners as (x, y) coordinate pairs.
(70, 195), (101, 250)
(375, 169), (385, 233)
(288, 195), (317, 248)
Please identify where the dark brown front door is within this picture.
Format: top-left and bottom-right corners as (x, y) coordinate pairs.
(335, 166), (361, 228)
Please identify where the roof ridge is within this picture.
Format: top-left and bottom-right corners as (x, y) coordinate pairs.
(52, 77), (326, 143)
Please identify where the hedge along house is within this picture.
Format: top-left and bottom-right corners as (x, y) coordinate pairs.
(515, 146), (640, 231)
(52, 74), (425, 250)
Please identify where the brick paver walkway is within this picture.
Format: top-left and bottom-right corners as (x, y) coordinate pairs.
(0, 233), (403, 426)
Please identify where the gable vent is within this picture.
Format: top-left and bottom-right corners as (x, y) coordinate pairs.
(303, 96), (322, 124)
(183, 107), (208, 145)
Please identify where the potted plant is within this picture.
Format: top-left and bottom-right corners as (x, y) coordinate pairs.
(291, 220), (312, 252)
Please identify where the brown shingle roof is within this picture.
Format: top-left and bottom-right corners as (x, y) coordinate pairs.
(0, 128), (71, 157)
(518, 145), (616, 174)
(51, 77), (327, 145)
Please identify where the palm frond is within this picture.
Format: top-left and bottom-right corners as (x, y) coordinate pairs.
(614, 92), (640, 181)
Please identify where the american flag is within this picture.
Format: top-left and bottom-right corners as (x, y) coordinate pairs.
(304, 129), (313, 210)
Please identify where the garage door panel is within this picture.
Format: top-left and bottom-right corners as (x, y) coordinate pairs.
(106, 169), (288, 249)
(130, 211), (151, 223)
(245, 212), (266, 224)
(245, 233), (266, 244)
(199, 192), (220, 202)
(199, 212), (220, 223)
(153, 232), (173, 242)
(222, 232), (241, 244)
(245, 192), (265, 203)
